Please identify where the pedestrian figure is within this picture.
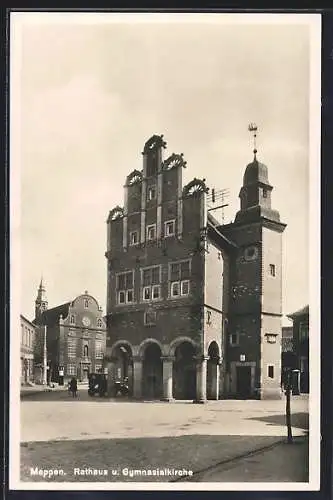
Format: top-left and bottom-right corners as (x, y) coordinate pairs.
(69, 377), (78, 398)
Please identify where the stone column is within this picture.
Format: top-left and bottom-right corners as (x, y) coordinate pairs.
(193, 356), (208, 404)
(106, 357), (116, 397)
(161, 356), (174, 402)
(211, 360), (220, 400)
(133, 356), (143, 399)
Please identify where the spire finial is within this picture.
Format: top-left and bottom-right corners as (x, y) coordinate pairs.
(248, 123), (258, 160)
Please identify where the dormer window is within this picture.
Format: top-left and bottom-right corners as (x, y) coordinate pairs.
(97, 319), (102, 328)
(147, 186), (156, 201)
(84, 299), (89, 308)
(70, 315), (75, 325)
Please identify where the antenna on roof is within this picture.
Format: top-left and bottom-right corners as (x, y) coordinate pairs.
(206, 188), (230, 224)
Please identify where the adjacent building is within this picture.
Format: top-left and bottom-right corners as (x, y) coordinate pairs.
(20, 314), (35, 384)
(287, 305), (309, 393)
(33, 279), (107, 383)
(104, 134), (286, 401)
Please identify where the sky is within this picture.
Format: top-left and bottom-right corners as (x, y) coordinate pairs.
(11, 13), (320, 324)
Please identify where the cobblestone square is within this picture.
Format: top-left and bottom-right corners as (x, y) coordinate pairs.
(19, 391), (309, 483)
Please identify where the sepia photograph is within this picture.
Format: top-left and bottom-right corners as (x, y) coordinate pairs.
(9, 11), (321, 491)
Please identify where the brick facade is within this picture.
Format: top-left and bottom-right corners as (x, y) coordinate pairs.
(105, 135), (286, 401)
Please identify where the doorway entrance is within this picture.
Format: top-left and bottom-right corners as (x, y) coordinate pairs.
(236, 366), (252, 398)
(83, 368), (89, 382)
(142, 343), (163, 399)
(173, 342), (196, 400)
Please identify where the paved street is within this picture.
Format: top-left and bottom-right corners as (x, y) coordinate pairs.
(20, 391), (309, 483)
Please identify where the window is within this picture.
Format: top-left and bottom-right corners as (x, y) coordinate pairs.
(142, 266), (161, 301)
(67, 338), (77, 359)
(95, 341), (103, 359)
(299, 322), (309, 341)
(181, 280), (190, 296)
(83, 345), (89, 357)
(67, 364), (76, 376)
(152, 284), (160, 299)
(147, 185), (156, 201)
(268, 365), (274, 378)
(143, 286), (151, 301)
(269, 264), (276, 277)
(229, 333), (239, 346)
(70, 315), (75, 325)
(144, 310), (157, 326)
(95, 364), (103, 373)
(164, 220), (175, 237)
(169, 260), (191, 298)
(263, 188), (268, 198)
(130, 230), (139, 246)
(97, 318), (102, 328)
(116, 270), (134, 304)
(171, 281), (180, 297)
(146, 224), (156, 241)
(84, 299), (89, 308)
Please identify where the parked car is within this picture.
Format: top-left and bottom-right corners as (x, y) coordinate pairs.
(114, 377), (129, 397)
(88, 373), (130, 398)
(88, 373), (107, 397)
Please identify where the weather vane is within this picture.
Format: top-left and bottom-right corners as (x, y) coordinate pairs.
(248, 123), (258, 160)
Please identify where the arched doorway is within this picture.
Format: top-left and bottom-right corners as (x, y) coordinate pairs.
(142, 343), (163, 399)
(112, 344), (133, 396)
(173, 342), (196, 400)
(207, 341), (220, 400)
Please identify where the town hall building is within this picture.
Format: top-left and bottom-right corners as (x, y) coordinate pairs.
(104, 134), (286, 401)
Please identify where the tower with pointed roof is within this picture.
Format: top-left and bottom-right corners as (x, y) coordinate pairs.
(34, 277), (48, 324)
(220, 125), (287, 399)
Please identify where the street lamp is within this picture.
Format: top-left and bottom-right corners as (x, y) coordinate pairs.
(42, 325), (47, 385)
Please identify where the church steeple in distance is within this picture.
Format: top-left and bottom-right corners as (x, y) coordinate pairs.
(35, 275), (48, 323)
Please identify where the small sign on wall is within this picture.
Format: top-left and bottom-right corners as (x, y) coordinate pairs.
(240, 354), (246, 362)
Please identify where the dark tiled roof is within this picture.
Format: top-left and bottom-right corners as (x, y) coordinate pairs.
(207, 214), (238, 250)
(34, 302), (71, 326)
(287, 305), (309, 320)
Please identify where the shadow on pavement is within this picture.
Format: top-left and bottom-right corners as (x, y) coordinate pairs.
(21, 433), (309, 483)
(246, 412), (309, 431)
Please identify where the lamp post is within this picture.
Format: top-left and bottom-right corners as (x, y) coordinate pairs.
(285, 368), (293, 444)
(42, 325), (47, 385)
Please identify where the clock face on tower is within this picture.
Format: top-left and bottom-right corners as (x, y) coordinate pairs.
(82, 316), (91, 327)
